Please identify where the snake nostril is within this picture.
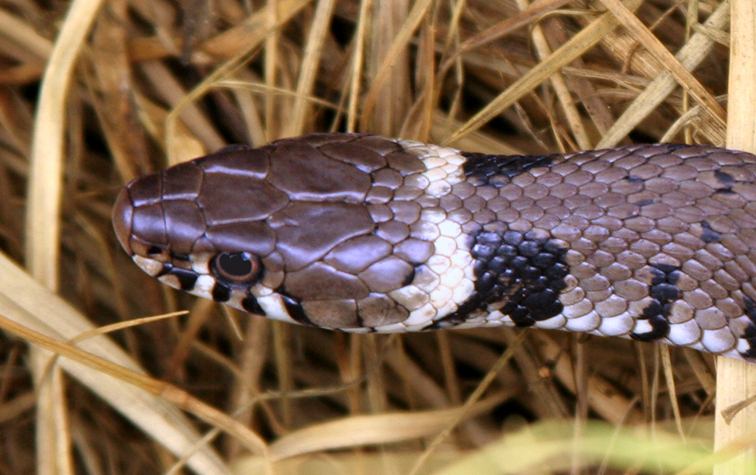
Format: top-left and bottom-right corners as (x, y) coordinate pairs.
(211, 252), (262, 285)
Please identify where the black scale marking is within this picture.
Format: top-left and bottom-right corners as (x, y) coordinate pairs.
(741, 297), (756, 359)
(241, 296), (266, 315)
(429, 229), (570, 329)
(712, 162), (756, 194)
(212, 282), (231, 302)
(715, 171), (735, 186)
(631, 263), (681, 342)
(460, 152), (559, 183)
(475, 230), (569, 326)
(158, 264), (199, 291)
(426, 152), (570, 329)
(276, 287), (316, 326)
(700, 221), (721, 243)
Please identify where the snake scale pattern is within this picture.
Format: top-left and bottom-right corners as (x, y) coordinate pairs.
(113, 133), (756, 363)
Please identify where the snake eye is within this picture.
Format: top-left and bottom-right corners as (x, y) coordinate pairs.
(211, 252), (262, 285)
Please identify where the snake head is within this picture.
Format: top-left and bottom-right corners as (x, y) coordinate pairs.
(113, 143), (279, 294)
(113, 133), (476, 331)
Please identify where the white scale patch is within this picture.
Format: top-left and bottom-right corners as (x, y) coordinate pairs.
(193, 275), (216, 296)
(701, 327), (735, 353)
(372, 139), (477, 332)
(212, 280), (304, 326)
(133, 255), (164, 277)
(665, 319), (701, 346)
(249, 287), (302, 325)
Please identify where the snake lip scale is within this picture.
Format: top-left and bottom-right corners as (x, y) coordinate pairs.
(113, 132), (756, 364)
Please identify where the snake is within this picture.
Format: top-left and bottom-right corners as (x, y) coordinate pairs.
(112, 132), (756, 364)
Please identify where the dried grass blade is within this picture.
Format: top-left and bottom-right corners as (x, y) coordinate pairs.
(0, 9), (53, 62)
(284, 0), (337, 137)
(199, 0), (311, 58)
(24, 1), (108, 473)
(0, 312), (269, 458)
(438, 0), (572, 76)
(443, 0), (645, 145)
(26, 0), (103, 288)
(597, 0), (726, 132)
(359, 0), (434, 128)
(596, 0), (730, 147)
(268, 397), (502, 460)
(0, 252), (228, 475)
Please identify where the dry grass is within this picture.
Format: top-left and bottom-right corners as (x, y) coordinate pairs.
(0, 0), (751, 474)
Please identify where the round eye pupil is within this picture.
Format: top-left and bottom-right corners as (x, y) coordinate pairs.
(212, 252), (261, 286)
(219, 252), (253, 276)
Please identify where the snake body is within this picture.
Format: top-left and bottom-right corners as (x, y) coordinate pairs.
(113, 133), (756, 363)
